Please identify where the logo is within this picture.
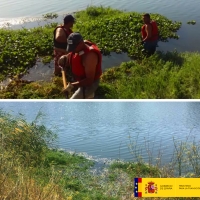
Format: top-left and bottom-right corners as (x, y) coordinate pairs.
(68, 40), (73, 44)
(145, 181), (158, 194)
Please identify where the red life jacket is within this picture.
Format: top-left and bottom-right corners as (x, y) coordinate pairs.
(69, 40), (102, 82)
(53, 25), (73, 49)
(141, 21), (158, 41)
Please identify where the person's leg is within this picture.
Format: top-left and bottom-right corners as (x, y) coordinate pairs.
(150, 40), (158, 55)
(143, 41), (151, 56)
(149, 46), (156, 56)
(70, 79), (100, 99)
(143, 41), (157, 56)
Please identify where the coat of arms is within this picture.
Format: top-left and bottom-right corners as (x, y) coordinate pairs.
(145, 181), (158, 194)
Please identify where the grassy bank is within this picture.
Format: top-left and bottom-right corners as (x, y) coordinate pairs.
(0, 109), (154, 199)
(1, 6), (200, 99)
(98, 51), (200, 99)
(1, 109), (200, 199)
(1, 50), (200, 99)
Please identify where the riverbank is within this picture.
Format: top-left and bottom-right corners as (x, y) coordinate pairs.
(0, 109), (155, 199)
(0, 6), (200, 99)
(1, 51), (200, 99)
(1, 109), (200, 200)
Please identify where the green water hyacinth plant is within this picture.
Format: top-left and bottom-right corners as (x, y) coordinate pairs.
(75, 6), (182, 57)
(43, 13), (58, 20)
(0, 6), (182, 81)
(187, 20), (196, 25)
(0, 27), (53, 81)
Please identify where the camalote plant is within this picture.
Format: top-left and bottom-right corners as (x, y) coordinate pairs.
(187, 20), (196, 25)
(74, 6), (182, 57)
(0, 6), (181, 81)
(43, 13), (58, 20)
(0, 27), (54, 81)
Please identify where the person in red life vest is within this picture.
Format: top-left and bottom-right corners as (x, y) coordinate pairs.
(53, 14), (75, 76)
(58, 32), (102, 99)
(141, 13), (159, 55)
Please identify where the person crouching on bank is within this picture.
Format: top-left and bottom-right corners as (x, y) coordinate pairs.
(58, 32), (102, 99)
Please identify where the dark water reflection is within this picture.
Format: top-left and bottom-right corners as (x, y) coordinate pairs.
(20, 52), (130, 82)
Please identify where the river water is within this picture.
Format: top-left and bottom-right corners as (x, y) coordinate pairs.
(0, 0), (200, 53)
(0, 101), (200, 164)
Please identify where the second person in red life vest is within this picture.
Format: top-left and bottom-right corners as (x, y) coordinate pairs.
(53, 15), (75, 76)
(141, 13), (159, 55)
(58, 32), (102, 99)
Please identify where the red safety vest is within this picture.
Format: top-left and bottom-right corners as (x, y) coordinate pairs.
(69, 40), (102, 81)
(141, 21), (158, 41)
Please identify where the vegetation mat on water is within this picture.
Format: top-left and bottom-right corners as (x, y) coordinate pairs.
(0, 27), (53, 81)
(0, 6), (180, 77)
(75, 6), (181, 57)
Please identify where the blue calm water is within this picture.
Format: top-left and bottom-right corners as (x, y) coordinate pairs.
(1, 0), (200, 21)
(0, 101), (200, 164)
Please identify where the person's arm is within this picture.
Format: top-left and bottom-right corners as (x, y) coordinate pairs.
(58, 54), (71, 69)
(143, 24), (152, 42)
(71, 51), (98, 87)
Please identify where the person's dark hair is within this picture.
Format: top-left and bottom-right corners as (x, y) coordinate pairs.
(64, 14), (75, 25)
(143, 13), (150, 19)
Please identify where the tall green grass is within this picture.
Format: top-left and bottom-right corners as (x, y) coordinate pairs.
(98, 51), (200, 99)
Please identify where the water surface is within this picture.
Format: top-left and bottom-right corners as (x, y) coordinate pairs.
(1, 102), (200, 164)
(0, 0), (200, 52)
